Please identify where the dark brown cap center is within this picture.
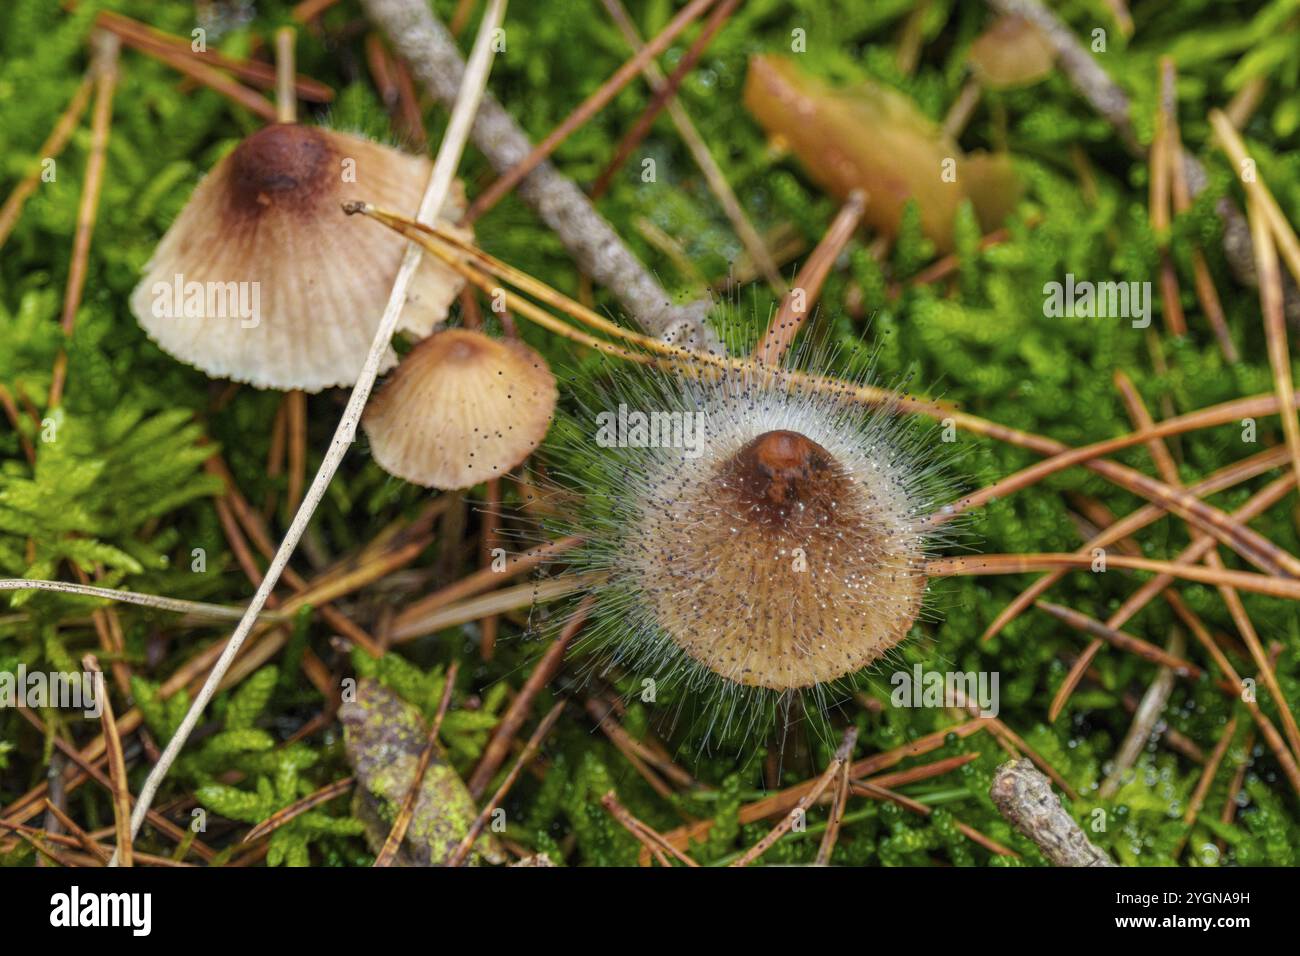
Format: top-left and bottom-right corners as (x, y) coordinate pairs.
(721, 429), (848, 525)
(226, 123), (336, 219)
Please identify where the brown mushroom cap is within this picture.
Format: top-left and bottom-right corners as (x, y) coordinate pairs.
(968, 15), (1056, 90)
(362, 328), (557, 490)
(130, 124), (469, 392)
(632, 423), (929, 690)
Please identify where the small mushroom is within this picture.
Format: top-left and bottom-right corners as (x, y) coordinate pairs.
(362, 328), (557, 490)
(130, 123), (469, 392)
(968, 14), (1056, 91)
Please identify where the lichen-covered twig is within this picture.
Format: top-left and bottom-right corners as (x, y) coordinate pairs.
(990, 759), (1115, 866)
(359, 0), (713, 340)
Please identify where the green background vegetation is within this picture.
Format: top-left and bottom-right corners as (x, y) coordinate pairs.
(1, 0), (1297, 866)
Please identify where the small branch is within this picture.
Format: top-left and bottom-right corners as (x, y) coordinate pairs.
(990, 759), (1115, 866)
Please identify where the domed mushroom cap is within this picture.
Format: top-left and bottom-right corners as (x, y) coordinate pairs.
(130, 124), (469, 392)
(362, 328), (557, 490)
(632, 425), (928, 689)
(969, 15), (1056, 90)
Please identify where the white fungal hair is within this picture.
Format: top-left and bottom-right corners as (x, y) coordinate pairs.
(522, 319), (960, 749)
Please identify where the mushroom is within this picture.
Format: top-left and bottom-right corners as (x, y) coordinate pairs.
(743, 55), (1021, 253)
(362, 328), (557, 490)
(968, 14), (1056, 91)
(130, 123), (469, 392)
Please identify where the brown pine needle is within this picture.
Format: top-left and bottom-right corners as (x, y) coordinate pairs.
(49, 31), (119, 410)
(1249, 193), (1300, 491)
(448, 700), (566, 867)
(982, 446), (1289, 642)
(468, 597), (592, 797)
(585, 699), (673, 801)
(1150, 57), (1186, 336)
(9, 708), (217, 862)
(286, 391), (308, 517)
(1210, 109), (1300, 291)
(394, 536), (581, 639)
(0, 821), (85, 868)
(1163, 62), (1235, 360)
(0, 74), (94, 251)
(655, 719), (988, 854)
(754, 190), (867, 367)
(1036, 603), (1198, 679)
(81, 655), (131, 867)
(374, 662), (459, 867)
(932, 552), (1300, 602)
(1163, 590), (1300, 796)
(602, 0), (785, 295)
(942, 433), (1300, 580)
(464, 0), (721, 222)
(590, 0), (740, 200)
(0, 384), (36, 464)
(850, 782), (1018, 858)
(814, 753), (852, 866)
(730, 727), (857, 867)
(1109, 478), (1295, 631)
(480, 478), (502, 661)
(1174, 716), (1238, 860)
(127, 32), (278, 121)
(42, 799), (111, 865)
(97, 11), (333, 102)
(601, 791), (699, 867)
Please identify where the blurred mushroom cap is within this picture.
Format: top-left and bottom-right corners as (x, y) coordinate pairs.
(743, 55), (1021, 252)
(363, 328), (557, 490)
(969, 15), (1056, 90)
(130, 124), (469, 392)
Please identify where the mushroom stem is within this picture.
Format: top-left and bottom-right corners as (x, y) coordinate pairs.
(109, 0), (509, 867)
